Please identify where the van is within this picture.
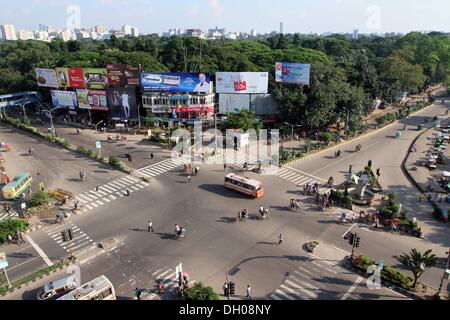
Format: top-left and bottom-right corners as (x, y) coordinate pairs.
(37, 275), (78, 300)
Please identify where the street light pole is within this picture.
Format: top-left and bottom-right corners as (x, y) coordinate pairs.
(284, 122), (294, 154)
(437, 249), (450, 298)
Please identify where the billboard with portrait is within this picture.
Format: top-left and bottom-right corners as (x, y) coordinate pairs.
(107, 88), (138, 120)
(76, 89), (108, 111)
(36, 68), (58, 88)
(50, 90), (78, 110)
(55, 67), (69, 88)
(141, 72), (211, 93)
(107, 64), (141, 87)
(68, 68), (85, 89)
(215, 72), (268, 94)
(83, 68), (108, 89)
(275, 62), (311, 85)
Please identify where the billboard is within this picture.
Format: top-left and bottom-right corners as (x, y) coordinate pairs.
(107, 88), (138, 120)
(275, 62), (311, 85)
(84, 68), (108, 89)
(141, 72), (212, 93)
(219, 94), (251, 114)
(55, 68), (69, 88)
(68, 68), (85, 89)
(50, 90), (78, 110)
(216, 72), (268, 94)
(107, 64), (141, 87)
(36, 68), (58, 88)
(76, 89), (108, 111)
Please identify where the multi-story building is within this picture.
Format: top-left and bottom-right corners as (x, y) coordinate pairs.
(17, 30), (34, 40)
(142, 93), (216, 125)
(110, 29), (126, 38)
(250, 29), (257, 37)
(1, 24), (17, 40)
(122, 25), (139, 37)
(208, 27), (226, 38)
(34, 30), (49, 41)
(58, 29), (75, 41)
(94, 25), (107, 34)
(185, 29), (206, 39)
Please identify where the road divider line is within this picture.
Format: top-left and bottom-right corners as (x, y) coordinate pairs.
(25, 235), (53, 267)
(342, 224), (358, 238)
(341, 277), (363, 300)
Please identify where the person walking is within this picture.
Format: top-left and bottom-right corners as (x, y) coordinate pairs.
(246, 285), (252, 299)
(223, 282), (228, 297)
(95, 186), (99, 193)
(278, 234), (283, 245)
(148, 221), (154, 232)
(151, 153), (154, 160)
(135, 288), (142, 300)
(126, 189), (130, 197)
(186, 176), (191, 184)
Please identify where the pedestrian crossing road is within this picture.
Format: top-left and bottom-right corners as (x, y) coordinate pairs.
(275, 167), (326, 187)
(46, 222), (97, 257)
(75, 175), (149, 213)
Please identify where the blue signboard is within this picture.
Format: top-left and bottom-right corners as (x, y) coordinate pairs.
(275, 62), (311, 85)
(141, 72), (211, 93)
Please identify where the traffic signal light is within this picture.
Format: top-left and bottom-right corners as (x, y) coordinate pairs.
(355, 236), (361, 248)
(62, 230), (69, 242)
(344, 232), (355, 246)
(67, 228), (73, 241)
(229, 282), (235, 295)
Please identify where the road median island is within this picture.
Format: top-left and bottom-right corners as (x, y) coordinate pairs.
(343, 256), (437, 300)
(0, 115), (133, 175)
(0, 258), (76, 296)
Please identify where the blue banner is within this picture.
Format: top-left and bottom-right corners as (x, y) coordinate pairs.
(141, 72), (211, 93)
(275, 62), (311, 85)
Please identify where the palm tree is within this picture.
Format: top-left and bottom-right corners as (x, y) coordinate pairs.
(395, 249), (438, 289)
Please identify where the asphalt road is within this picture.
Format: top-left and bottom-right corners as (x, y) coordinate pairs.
(1, 100), (449, 300)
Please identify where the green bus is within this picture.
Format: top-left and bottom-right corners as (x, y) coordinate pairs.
(2, 173), (33, 200)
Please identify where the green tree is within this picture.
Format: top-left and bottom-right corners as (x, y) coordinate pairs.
(183, 282), (219, 301)
(292, 33), (301, 46)
(395, 249), (437, 288)
(222, 110), (263, 132)
(276, 34), (288, 50)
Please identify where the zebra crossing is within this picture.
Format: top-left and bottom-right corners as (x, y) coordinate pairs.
(136, 156), (193, 178)
(0, 210), (19, 222)
(270, 257), (357, 301)
(274, 167), (326, 186)
(46, 222), (97, 256)
(75, 175), (149, 213)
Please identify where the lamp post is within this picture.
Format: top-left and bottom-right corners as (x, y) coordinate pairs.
(43, 107), (59, 136)
(284, 122), (301, 154)
(95, 120), (104, 132)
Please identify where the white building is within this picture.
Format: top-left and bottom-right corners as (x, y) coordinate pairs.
(34, 30), (49, 41)
(225, 33), (237, 40)
(122, 25), (139, 37)
(185, 29), (206, 39)
(1, 24), (17, 40)
(58, 29), (75, 41)
(250, 29), (257, 37)
(17, 30), (34, 40)
(208, 27), (226, 38)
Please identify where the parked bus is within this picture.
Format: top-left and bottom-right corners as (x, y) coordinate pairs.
(2, 173), (32, 200)
(58, 275), (116, 300)
(225, 173), (264, 198)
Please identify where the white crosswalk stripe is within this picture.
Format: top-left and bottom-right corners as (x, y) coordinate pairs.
(270, 259), (350, 300)
(46, 223), (96, 256)
(0, 211), (19, 222)
(74, 175), (149, 214)
(274, 168), (325, 187)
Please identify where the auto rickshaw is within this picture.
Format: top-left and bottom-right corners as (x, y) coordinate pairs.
(0, 143), (11, 152)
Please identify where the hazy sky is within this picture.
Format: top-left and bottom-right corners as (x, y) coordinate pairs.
(1, 0), (449, 34)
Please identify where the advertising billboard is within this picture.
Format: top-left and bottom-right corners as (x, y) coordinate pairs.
(55, 67), (69, 88)
(141, 72), (212, 93)
(36, 68), (58, 88)
(275, 62), (311, 85)
(84, 68), (108, 89)
(107, 64), (141, 87)
(107, 88), (138, 120)
(50, 90), (78, 110)
(219, 94), (251, 114)
(215, 72), (268, 94)
(76, 89), (108, 111)
(68, 68), (85, 89)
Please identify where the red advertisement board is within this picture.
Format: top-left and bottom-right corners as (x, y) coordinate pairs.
(68, 68), (85, 88)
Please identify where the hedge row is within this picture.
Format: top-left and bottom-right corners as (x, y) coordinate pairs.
(376, 101), (430, 126)
(351, 255), (413, 289)
(0, 219), (29, 244)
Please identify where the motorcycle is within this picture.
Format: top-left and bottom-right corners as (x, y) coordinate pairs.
(175, 228), (187, 240)
(290, 200), (301, 211)
(355, 145), (362, 152)
(335, 150), (341, 158)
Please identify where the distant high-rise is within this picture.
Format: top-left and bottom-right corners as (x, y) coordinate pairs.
(17, 30), (34, 40)
(250, 29), (257, 37)
(94, 25), (107, 34)
(280, 22), (284, 34)
(122, 25), (139, 37)
(352, 29), (359, 40)
(39, 24), (49, 32)
(0, 24), (17, 40)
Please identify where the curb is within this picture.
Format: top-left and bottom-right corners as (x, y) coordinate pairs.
(0, 259), (77, 297)
(342, 258), (425, 300)
(280, 103), (435, 168)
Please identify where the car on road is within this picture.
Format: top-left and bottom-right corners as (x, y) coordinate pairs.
(37, 275), (78, 300)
